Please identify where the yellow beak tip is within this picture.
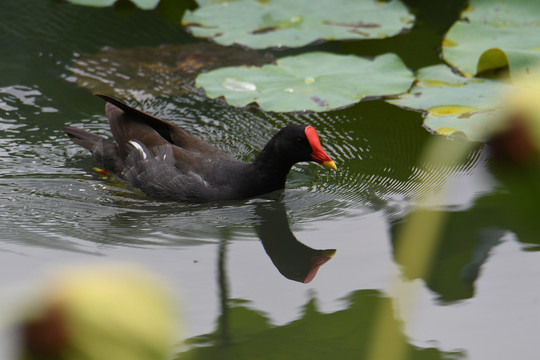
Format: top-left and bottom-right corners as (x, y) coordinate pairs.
(322, 161), (337, 170)
(323, 249), (337, 258)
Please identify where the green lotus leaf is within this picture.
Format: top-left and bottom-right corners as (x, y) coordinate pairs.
(442, 0), (540, 79)
(68, 0), (160, 9)
(183, 0), (415, 49)
(387, 64), (513, 141)
(196, 52), (415, 112)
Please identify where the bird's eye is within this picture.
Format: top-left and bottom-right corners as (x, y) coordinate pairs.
(295, 137), (302, 144)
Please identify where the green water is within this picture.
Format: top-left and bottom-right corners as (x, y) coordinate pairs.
(1, 0), (539, 359)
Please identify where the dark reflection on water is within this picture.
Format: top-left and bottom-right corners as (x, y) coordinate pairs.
(391, 206), (505, 303)
(254, 200), (336, 283)
(391, 162), (540, 303)
(181, 282), (460, 359)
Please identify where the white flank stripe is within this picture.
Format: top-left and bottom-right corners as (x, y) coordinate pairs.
(128, 140), (147, 160)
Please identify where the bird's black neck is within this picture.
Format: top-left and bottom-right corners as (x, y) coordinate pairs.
(242, 142), (295, 197)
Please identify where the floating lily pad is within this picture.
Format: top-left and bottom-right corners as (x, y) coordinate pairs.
(196, 52), (415, 112)
(183, 0), (414, 49)
(387, 64), (513, 141)
(443, 0), (540, 78)
(68, 0), (160, 10)
(66, 43), (274, 99)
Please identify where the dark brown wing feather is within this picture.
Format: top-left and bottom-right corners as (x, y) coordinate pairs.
(95, 94), (228, 158)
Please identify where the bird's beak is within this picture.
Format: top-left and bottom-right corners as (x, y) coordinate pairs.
(321, 160), (337, 170)
(304, 249), (337, 283)
(305, 126), (337, 170)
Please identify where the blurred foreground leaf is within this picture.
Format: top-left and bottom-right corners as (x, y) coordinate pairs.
(19, 264), (177, 360)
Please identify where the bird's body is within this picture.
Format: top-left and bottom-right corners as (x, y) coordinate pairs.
(63, 95), (335, 202)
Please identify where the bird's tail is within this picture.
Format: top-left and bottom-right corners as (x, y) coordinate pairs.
(63, 126), (125, 174)
(62, 126), (105, 151)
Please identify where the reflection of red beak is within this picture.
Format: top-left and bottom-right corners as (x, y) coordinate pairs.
(304, 249), (337, 284)
(304, 126), (337, 170)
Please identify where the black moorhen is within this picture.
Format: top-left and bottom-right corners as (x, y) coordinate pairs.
(63, 94), (336, 202)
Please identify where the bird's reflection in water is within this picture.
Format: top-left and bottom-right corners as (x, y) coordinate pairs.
(254, 200), (336, 283)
